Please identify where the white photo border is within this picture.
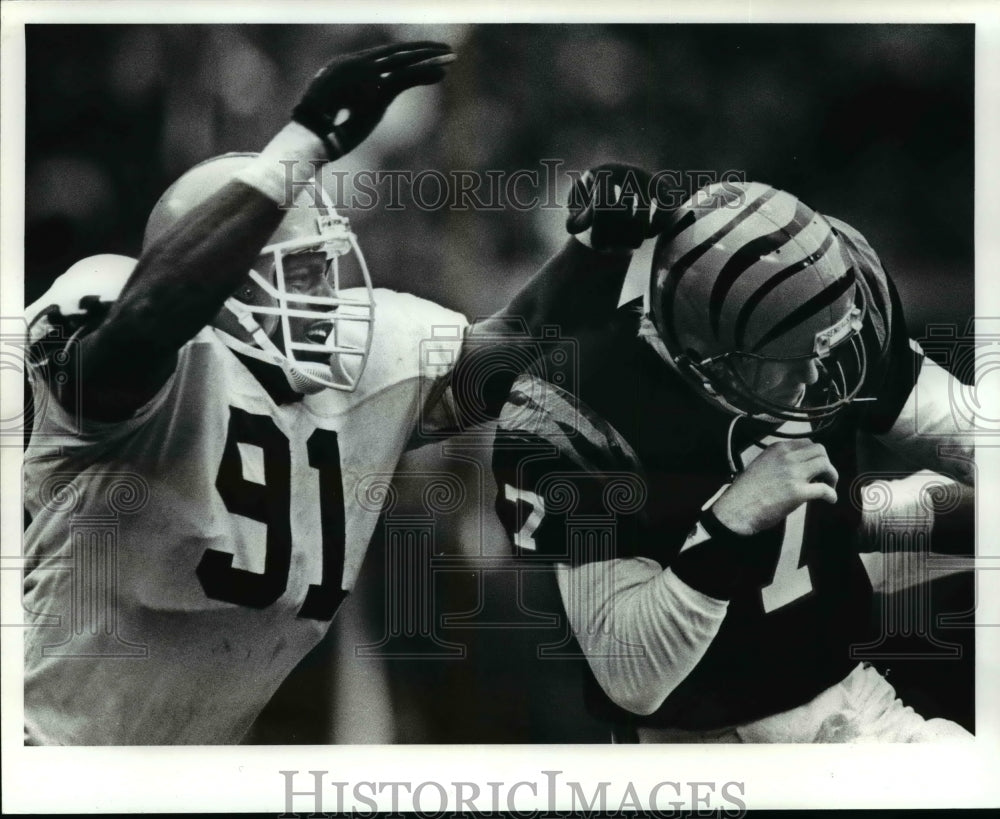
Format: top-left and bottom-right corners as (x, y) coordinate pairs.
(2, 0), (998, 812)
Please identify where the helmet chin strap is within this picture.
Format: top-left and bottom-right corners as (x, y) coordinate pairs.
(218, 297), (329, 395)
(639, 313), (749, 418)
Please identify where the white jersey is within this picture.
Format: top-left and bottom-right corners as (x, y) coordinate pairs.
(23, 266), (466, 744)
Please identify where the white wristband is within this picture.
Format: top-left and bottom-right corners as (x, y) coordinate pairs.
(233, 122), (328, 204)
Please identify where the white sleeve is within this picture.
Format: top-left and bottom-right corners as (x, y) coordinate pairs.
(875, 344), (976, 486)
(554, 556), (728, 715)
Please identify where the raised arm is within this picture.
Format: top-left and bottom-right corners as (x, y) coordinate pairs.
(53, 42), (455, 422)
(448, 164), (668, 427)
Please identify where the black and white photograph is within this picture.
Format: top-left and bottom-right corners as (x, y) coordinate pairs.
(2, 1), (999, 813)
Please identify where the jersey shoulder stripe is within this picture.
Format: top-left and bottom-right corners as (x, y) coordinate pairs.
(492, 376), (647, 564)
(498, 373), (642, 474)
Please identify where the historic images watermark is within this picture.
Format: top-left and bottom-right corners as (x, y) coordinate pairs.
(275, 161), (749, 213)
(278, 769), (747, 816)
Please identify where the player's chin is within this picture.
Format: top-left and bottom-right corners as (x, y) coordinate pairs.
(292, 347), (364, 392)
(766, 385), (806, 408)
(294, 348), (335, 365)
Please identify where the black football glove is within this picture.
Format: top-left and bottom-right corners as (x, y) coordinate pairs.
(292, 41), (456, 159)
(566, 163), (668, 252)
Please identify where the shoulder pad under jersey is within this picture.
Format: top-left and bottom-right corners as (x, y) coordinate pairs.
(497, 373), (642, 474)
(26, 255), (137, 350)
(352, 287), (468, 396)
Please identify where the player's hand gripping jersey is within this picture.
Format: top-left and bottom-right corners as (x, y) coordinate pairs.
(493, 216), (931, 731)
(23, 263), (464, 744)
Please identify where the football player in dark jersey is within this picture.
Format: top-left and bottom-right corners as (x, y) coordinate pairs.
(493, 179), (976, 742)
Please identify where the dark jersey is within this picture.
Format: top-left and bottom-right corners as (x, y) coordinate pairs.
(492, 219), (924, 729)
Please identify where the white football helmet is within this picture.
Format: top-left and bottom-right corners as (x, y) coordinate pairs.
(143, 153), (375, 394)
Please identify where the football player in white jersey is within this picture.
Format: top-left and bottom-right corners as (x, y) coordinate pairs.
(22, 44), (659, 745)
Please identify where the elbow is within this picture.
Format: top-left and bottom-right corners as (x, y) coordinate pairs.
(613, 691), (665, 717)
(556, 559), (718, 718)
(590, 660), (669, 716)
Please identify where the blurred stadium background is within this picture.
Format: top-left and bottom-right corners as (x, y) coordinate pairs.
(25, 23), (973, 332)
(24, 23), (975, 743)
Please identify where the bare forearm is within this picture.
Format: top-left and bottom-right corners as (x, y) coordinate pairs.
(100, 182), (282, 358)
(60, 121), (332, 420)
(477, 238), (631, 337)
(453, 239), (631, 422)
(62, 181), (285, 420)
(451, 162), (664, 425)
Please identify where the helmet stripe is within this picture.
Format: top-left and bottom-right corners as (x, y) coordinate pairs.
(733, 227), (838, 349)
(708, 195), (815, 338)
(750, 267), (856, 353)
(657, 186), (778, 351)
(659, 208), (696, 246)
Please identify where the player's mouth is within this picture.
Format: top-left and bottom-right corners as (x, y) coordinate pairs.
(304, 320), (335, 346)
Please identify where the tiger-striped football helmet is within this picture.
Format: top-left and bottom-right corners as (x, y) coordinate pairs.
(647, 181), (867, 427)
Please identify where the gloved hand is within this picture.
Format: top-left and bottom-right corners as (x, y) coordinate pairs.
(566, 163), (668, 252)
(292, 41), (456, 159)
